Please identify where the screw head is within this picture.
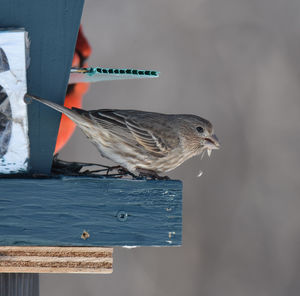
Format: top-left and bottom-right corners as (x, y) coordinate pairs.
(23, 94), (32, 104)
(117, 211), (128, 222)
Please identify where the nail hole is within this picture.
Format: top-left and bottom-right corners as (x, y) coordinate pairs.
(81, 230), (90, 240)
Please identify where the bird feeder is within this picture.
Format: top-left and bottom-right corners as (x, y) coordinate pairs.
(0, 0), (182, 290)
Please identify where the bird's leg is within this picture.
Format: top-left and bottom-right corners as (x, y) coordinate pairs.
(52, 155), (111, 175)
(117, 167), (136, 178)
(137, 168), (170, 180)
(105, 165), (123, 175)
(105, 165), (136, 178)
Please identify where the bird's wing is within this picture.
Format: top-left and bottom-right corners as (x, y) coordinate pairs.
(125, 119), (169, 154)
(87, 109), (179, 156)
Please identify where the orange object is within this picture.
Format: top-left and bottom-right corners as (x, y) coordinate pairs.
(54, 26), (91, 154)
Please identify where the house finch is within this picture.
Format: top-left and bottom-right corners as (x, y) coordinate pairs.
(26, 94), (220, 178)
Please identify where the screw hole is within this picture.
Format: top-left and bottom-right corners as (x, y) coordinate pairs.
(117, 211), (128, 222)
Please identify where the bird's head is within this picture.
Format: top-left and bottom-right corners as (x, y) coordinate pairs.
(178, 115), (220, 157)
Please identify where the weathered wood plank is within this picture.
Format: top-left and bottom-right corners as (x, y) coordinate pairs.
(0, 177), (182, 246)
(0, 247), (113, 274)
(0, 0), (84, 174)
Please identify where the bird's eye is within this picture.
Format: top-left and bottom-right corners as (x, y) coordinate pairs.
(196, 126), (204, 133)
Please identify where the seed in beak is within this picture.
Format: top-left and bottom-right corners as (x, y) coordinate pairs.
(207, 149), (212, 157)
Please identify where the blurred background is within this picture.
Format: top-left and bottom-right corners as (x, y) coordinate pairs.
(41, 0), (300, 295)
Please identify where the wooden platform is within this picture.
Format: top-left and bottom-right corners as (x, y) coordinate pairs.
(0, 176), (182, 246)
(0, 247), (113, 273)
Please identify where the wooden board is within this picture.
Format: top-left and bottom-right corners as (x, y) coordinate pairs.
(0, 0), (84, 174)
(0, 247), (113, 273)
(0, 177), (182, 246)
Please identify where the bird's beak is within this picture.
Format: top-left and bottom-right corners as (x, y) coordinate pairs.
(204, 134), (220, 150)
(203, 134), (220, 157)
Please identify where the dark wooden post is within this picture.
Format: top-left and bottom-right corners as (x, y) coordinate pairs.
(0, 274), (39, 296)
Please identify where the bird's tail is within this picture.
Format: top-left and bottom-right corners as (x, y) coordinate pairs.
(26, 94), (85, 124)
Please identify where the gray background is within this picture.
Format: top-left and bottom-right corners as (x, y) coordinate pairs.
(41, 0), (300, 295)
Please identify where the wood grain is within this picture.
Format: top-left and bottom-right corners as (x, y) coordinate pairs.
(0, 176), (182, 246)
(0, 247), (113, 273)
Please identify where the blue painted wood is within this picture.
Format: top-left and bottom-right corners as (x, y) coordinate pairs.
(0, 177), (182, 246)
(0, 0), (84, 174)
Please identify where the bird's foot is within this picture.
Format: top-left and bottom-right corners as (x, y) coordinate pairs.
(106, 166), (136, 178)
(51, 156), (170, 180)
(137, 168), (170, 180)
(105, 165), (122, 175)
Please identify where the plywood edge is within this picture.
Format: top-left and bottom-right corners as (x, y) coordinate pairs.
(0, 247), (113, 274)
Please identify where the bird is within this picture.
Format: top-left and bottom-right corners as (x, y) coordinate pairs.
(25, 94), (220, 179)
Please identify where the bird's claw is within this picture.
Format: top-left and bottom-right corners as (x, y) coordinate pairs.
(105, 166), (136, 178)
(137, 169), (170, 180)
